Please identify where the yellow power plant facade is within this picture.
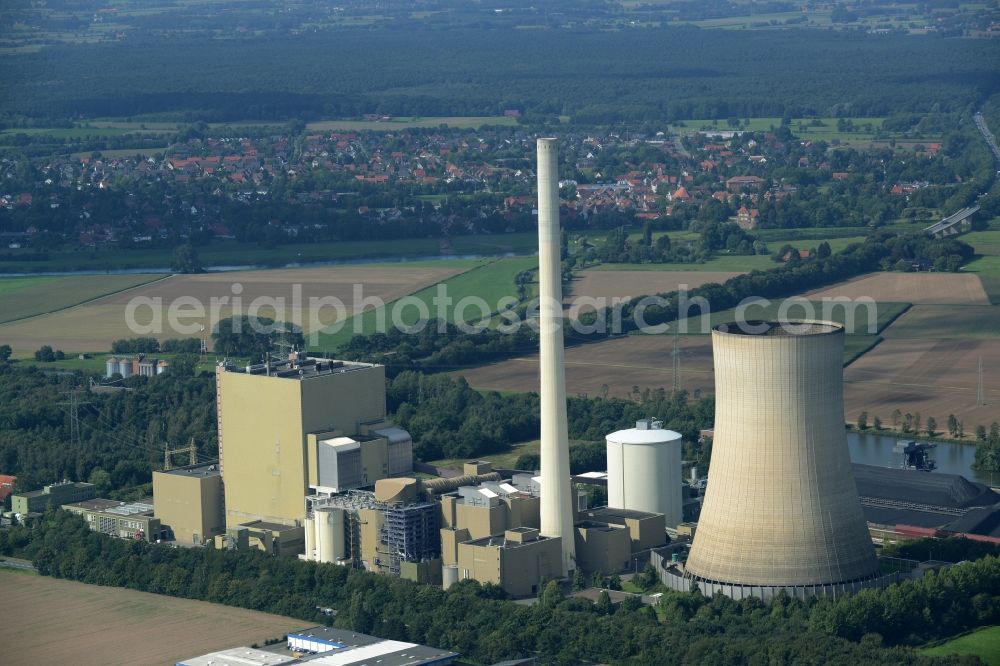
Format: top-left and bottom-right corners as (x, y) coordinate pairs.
(152, 463), (225, 546)
(216, 356), (410, 548)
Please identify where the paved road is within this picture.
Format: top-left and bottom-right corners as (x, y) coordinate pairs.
(974, 111), (1000, 163)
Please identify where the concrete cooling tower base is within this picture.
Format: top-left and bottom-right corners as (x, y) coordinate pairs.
(656, 563), (896, 601)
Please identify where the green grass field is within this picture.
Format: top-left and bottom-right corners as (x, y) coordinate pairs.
(963, 255), (1000, 305)
(884, 304), (1000, 339)
(0, 233), (537, 273)
(921, 626), (1000, 666)
(314, 256), (538, 350)
(0, 276), (59, 296)
(306, 116), (518, 131)
(0, 274), (165, 324)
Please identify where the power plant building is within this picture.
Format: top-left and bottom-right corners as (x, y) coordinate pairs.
(606, 419), (683, 529)
(11, 480), (96, 515)
(152, 463), (225, 546)
(215, 353), (412, 551)
(670, 321), (885, 599)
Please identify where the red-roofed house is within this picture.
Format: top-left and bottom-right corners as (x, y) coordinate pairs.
(0, 474), (15, 502)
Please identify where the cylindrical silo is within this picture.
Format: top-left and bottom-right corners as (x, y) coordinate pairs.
(606, 420), (682, 528)
(304, 516), (315, 561)
(685, 321), (878, 592)
(118, 358), (132, 378)
(315, 508), (345, 564)
(442, 564), (459, 590)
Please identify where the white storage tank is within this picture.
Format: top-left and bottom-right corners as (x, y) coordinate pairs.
(315, 507), (345, 564)
(118, 358), (133, 378)
(606, 419), (682, 528)
(442, 564), (459, 590)
(304, 516), (315, 561)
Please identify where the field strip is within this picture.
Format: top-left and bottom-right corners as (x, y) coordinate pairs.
(0, 273), (170, 325)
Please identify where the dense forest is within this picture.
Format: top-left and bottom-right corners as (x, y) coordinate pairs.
(1, 514), (997, 665)
(2, 27), (997, 124)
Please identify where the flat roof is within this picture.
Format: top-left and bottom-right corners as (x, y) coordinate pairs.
(178, 647), (297, 666)
(65, 498), (155, 515)
(239, 520), (301, 533)
(160, 463), (220, 478)
(587, 506), (663, 521)
(287, 627), (458, 666)
(220, 358), (379, 381)
(462, 533), (555, 549)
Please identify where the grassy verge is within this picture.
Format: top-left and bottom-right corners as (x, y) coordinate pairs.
(920, 626), (1000, 666)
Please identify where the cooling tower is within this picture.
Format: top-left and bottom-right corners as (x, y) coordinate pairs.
(606, 419), (683, 529)
(685, 321), (878, 591)
(536, 137), (576, 576)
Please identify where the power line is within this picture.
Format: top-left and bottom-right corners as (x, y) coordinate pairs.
(57, 388), (91, 450)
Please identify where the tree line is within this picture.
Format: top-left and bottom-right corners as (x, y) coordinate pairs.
(1, 512), (995, 666)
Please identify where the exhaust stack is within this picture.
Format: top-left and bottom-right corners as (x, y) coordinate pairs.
(536, 138), (576, 576)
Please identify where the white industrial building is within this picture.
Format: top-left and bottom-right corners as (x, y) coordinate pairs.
(606, 419), (683, 529)
(177, 626), (458, 666)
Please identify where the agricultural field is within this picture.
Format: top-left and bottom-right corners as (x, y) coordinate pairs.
(453, 335), (715, 400)
(805, 273), (990, 306)
(0, 233), (537, 273)
(651, 299), (908, 339)
(0, 570), (302, 666)
(0, 274), (165, 325)
(567, 270), (742, 305)
(842, 337), (1000, 430)
(319, 257), (538, 350)
(921, 626), (1000, 666)
(0, 264), (469, 354)
(884, 305), (1000, 339)
(963, 224), (1000, 304)
(306, 116), (518, 131)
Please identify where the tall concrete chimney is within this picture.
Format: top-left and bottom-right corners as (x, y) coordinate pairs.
(536, 137), (576, 575)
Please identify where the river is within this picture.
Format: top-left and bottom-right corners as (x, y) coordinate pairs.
(847, 431), (995, 485)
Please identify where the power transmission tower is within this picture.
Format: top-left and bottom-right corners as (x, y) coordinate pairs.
(58, 388), (91, 449)
(163, 438), (198, 471)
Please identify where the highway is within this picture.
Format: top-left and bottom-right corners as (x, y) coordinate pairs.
(974, 111), (1000, 163)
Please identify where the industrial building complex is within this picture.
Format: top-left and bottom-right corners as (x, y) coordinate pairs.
(8, 139), (999, 614)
